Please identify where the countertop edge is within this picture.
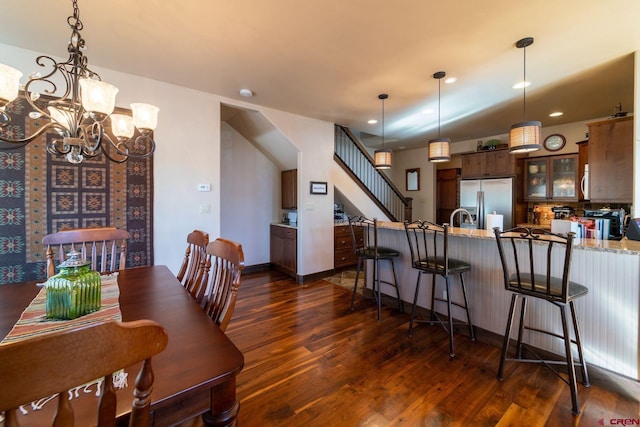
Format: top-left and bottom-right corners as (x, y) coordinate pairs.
(271, 222), (297, 229)
(376, 221), (640, 255)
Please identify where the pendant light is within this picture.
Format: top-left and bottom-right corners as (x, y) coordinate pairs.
(509, 37), (541, 154)
(374, 93), (391, 170)
(0, 0), (159, 164)
(428, 71), (451, 162)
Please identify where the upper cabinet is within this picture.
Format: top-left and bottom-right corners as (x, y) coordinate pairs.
(281, 169), (298, 209)
(461, 149), (516, 179)
(587, 116), (633, 202)
(524, 154), (578, 202)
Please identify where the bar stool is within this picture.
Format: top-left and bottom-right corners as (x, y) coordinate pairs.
(493, 227), (590, 415)
(404, 220), (475, 358)
(348, 216), (403, 321)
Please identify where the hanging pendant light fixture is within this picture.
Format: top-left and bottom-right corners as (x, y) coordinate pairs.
(0, 0), (159, 164)
(428, 71), (451, 162)
(509, 37), (541, 154)
(373, 93), (391, 169)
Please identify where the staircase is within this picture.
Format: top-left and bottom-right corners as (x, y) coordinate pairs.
(334, 125), (412, 222)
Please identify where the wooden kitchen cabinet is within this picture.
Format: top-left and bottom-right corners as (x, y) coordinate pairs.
(587, 116), (633, 202)
(461, 149), (515, 179)
(576, 140), (589, 201)
(334, 224), (363, 269)
(436, 168), (460, 225)
(281, 169), (297, 209)
(524, 154), (578, 202)
(270, 224), (297, 277)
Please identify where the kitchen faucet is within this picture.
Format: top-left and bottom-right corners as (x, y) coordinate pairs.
(449, 208), (475, 227)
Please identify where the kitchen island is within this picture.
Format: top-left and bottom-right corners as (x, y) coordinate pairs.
(371, 222), (640, 380)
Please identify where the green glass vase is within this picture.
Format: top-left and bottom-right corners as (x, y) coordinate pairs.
(46, 251), (101, 320)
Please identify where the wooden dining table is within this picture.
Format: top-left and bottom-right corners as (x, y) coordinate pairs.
(0, 265), (244, 427)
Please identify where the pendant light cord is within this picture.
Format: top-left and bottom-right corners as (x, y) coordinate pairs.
(381, 96), (385, 148)
(522, 44), (527, 122)
(438, 77), (442, 138)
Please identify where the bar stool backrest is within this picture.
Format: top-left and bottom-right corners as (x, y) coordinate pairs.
(493, 227), (575, 304)
(348, 216), (376, 256)
(404, 220), (450, 275)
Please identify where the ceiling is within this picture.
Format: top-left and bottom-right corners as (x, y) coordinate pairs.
(0, 0), (638, 152)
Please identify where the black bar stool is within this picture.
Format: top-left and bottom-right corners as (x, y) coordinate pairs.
(348, 216), (403, 321)
(404, 220), (475, 358)
(493, 226), (590, 415)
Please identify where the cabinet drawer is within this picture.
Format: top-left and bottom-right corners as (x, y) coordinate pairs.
(334, 225), (351, 236)
(335, 234), (353, 248)
(271, 224), (296, 239)
(335, 247), (357, 268)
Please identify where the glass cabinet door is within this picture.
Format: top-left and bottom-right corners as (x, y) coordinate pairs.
(550, 155), (577, 199)
(525, 158), (548, 199)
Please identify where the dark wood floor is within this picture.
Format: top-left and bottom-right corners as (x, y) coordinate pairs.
(220, 270), (639, 426)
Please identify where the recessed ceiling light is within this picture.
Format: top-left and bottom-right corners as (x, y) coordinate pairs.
(445, 77), (457, 84)
(239, 88), (253, 97)
(513, 81), (531, 89)
(549, 111), (563, 117)
(368, 119), (378, 124)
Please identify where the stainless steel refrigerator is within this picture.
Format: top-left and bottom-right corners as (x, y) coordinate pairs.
(459, 178), (514, 230)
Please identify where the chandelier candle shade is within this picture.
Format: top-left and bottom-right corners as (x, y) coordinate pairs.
(428, 71), (451, 162)
(0, 0), (159, 164)
(509, 37), (541, 154)
(374, 93), (391, 170)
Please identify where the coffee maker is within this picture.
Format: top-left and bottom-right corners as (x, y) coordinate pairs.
(552, 206), (574, 220)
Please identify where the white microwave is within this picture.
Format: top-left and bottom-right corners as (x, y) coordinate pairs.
(580, 164), (589, 200)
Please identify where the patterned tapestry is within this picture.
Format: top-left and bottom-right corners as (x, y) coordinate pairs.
(0, 98), (154, 284)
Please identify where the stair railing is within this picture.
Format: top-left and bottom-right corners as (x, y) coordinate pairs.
(334, 125), (411, 222)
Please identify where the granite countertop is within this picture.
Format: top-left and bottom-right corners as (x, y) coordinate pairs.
(376, 221), (640, 255)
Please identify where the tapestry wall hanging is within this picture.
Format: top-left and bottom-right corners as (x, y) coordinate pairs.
(0, 98), (154, 284)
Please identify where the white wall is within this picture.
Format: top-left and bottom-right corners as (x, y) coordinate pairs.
(0, 43), (336, 277)
(391, 148), (436, 221)
(220, 122), (280, 266)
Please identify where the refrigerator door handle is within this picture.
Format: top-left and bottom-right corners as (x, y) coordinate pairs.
(477, 191), (485, 229)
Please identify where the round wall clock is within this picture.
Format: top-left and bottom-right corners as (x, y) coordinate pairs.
(543, 134), (566, 151)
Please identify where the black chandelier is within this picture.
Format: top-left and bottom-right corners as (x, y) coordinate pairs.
(0, 0), (159, 164)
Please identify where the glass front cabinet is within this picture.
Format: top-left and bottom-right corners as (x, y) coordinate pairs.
(524, 154), (578, 201)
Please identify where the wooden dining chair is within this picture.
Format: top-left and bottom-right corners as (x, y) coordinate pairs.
(176, 229), (210, 298)
(42, 227), (131, 278)
(0, 319), (168, 427)
(192, 238), (245, 332)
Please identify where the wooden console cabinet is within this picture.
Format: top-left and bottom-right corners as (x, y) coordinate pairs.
(270, 224), (297, 277)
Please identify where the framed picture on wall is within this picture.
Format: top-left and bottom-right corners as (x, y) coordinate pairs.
(406, 168), (420, 191)
(310, 181), (327, 195)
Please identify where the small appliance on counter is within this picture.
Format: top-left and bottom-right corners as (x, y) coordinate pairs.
(625, 218), (640, 241)
(551, 206), (575, 220)
(583, 208), (625, 240)
(287, 211), (298, 225)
